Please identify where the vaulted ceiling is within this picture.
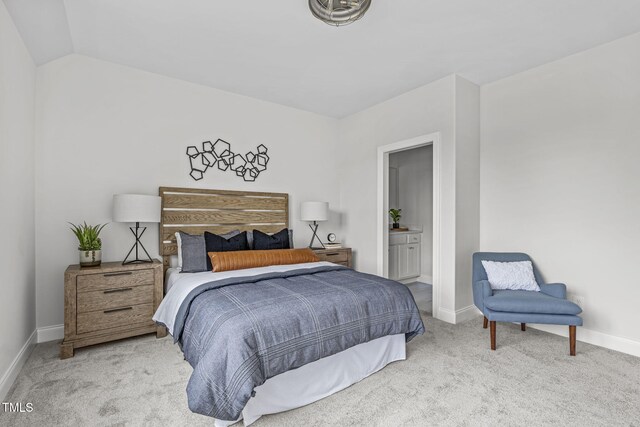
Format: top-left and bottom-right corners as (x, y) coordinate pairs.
(5, 0), (640, 117)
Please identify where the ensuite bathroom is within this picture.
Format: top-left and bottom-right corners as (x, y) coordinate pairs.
(388, 145), (433, 313)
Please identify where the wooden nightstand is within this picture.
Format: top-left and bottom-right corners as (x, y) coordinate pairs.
(312, 247), (352, 268)
(60, 260), (166, 359)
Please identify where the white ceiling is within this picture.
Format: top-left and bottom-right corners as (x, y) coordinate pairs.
(5, 0), (640, 117)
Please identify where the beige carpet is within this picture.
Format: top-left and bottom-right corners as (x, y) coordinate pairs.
(3, 315), (639, 426)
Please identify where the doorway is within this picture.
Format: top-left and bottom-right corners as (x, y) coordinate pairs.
(377, 133), (442, 318)
(388, 145), (433, 312)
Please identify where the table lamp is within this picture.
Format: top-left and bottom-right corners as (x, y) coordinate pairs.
(113, 194), (161, 264)
(300, 201), (328, 249)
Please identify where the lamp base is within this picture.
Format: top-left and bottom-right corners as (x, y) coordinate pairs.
(307, 222), (325, 249)
(122, 222), (153, 265)
(122, 258), (153, 265)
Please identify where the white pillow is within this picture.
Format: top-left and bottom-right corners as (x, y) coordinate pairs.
(175, 232), (183, 270)
(481, 260), (540, 291)
(169, 255), (179, 269)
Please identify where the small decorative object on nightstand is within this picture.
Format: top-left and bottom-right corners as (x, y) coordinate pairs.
(312, 247), (352, 268)
(60, 260), (166, 359)
(68, 222), (108, 267)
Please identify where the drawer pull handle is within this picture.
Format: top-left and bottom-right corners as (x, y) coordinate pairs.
(103, 287), (133, 294)
(103, 272), (133, 277)
(324, 252), (340, 256)
(104, 307), (133, 314)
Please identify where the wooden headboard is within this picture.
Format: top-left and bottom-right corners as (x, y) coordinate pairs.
(159, 186), (289, 271)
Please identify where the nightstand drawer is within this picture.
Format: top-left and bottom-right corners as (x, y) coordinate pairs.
(77, 269), (154, 293)
(317, 251), (348, 263)
(77, 284), (154, 313)
(311, 248), (352, 268)
(77, 303), (154, 334)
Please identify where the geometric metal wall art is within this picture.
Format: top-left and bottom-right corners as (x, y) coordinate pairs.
(186, 139), (270, 182)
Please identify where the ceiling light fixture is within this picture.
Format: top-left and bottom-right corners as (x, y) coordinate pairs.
(309, 0), (372, 26)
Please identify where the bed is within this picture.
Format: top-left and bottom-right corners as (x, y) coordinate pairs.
(154, 187), (425, 426)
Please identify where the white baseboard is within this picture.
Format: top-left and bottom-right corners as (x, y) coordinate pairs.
(37, 324), (64, 343)
(436, 307), (456, 324)
(398, 275), (432, 285)
(436, 305), (477, 324)
(529, 324), (640, 358)
(418, 274), (432, 284)
(0, 330), (36, 401)
(454, 305), (479, 323)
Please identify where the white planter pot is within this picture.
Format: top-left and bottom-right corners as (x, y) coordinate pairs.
(79, 249), (101, 267)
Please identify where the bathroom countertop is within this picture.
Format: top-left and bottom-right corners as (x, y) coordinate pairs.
(388, 229), (422, 235)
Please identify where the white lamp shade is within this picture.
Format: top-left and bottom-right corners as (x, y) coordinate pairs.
(113, 194), (161, 223)
(300, 201), (329, 222)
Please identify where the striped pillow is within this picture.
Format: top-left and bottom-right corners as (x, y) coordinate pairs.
(208, 248), (319, 272)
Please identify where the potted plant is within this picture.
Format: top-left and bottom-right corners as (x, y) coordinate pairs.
(389, 209), (402, 229)
(69, 222), (107, 267)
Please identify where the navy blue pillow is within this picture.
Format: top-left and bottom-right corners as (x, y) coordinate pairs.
(252, 228), (290, 250)
(204, 231), (249, 270)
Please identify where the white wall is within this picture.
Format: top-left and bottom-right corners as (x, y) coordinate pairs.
(35, 54), (341, 330)
(481, 32), (640, 347)
(454, 76), (481, 309)
(389, 146), (434, 278)
(338, 75), (480, 319)
(0, 1), (36, 398)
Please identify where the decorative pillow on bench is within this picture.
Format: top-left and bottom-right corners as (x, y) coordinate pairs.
(481, 260), (540, 292)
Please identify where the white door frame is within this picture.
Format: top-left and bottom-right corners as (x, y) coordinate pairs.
(377, 132), (442, 318)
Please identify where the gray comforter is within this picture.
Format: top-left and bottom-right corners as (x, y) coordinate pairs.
(174, 265), (424, 421)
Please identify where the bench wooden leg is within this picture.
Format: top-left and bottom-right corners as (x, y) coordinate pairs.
(483, 316), (488, 329)
(490, 321), (497, 350)
(521, 323), (526, 331)
(569, 325), (576, 356)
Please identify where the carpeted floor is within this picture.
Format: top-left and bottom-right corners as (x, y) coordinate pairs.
(406, 282), (433, 313)
(3, 314), (639, 426)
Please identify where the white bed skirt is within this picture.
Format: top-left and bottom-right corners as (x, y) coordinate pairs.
(214, 334), (406, 427)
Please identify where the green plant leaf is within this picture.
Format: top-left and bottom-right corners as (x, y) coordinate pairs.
(68, 221), (107, 251)
(388, 208), (402, 222)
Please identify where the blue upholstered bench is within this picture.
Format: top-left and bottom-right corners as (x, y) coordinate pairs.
(472, 252), (583, 356)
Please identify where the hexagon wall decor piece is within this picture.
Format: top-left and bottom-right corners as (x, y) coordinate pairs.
(186, 139), (270, 182)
